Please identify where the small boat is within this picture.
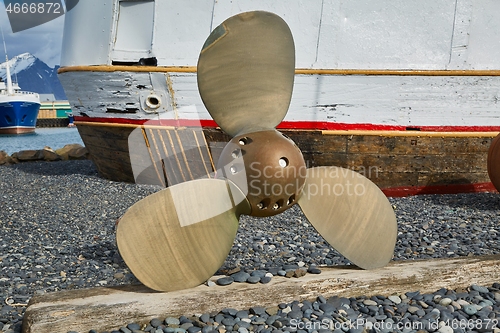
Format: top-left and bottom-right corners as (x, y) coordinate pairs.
(0, 49), (40, 134)
(58, 0), (500, 195)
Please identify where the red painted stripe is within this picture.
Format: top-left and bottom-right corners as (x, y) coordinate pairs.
(382, 182), (498, 197)
(74, 116), (500, 132)
(74, 116), (217, 127)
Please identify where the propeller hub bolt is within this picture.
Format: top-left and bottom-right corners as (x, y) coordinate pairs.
(217, 130), (306, 217)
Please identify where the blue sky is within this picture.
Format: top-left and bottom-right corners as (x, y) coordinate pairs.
(0, 0), (64, 67)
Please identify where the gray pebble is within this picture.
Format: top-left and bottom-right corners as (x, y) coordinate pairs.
(165, 317), (180, 326)
(247, 276), (261, 284)
(231, 271), (250, 283)
(216, 277), (234, 286)
(463, 304), (478, 315)
(260, 276), (272, 284)
(471, 284), (490, 293)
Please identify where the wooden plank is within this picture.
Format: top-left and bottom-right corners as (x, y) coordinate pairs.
(302, 152), (348, 169)
(347, 135), (442, 155)
(83, 142), (136, 183)
(418, 172), (491, 187)
(77, 123), (493, 190)
(78, 132), (131, 153)
(363, 172), (420, 189)
(23, 255), (500, 333)
(440, 137), (492, 154)
(347, 136), (492, 155)
(345, 153), (487, 174)
(77, 123), (136, 141)
(79, 123), (215, 185)
(203, 128), (231, 168)
(283, 130), (347, 154)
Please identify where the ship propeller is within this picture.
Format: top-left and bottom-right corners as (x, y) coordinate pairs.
(116, 11), (398, 292)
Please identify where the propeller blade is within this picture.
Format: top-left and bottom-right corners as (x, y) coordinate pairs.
(197, 11), (295, 137)
(116, 179), (250, 291)
(297, 166), (397, 269)
(488, 133), (500, 192)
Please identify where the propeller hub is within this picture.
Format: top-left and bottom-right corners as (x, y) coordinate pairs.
(217, 130), (306, 217)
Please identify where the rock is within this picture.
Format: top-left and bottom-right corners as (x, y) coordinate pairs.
(406, 291), (421, 299)
(266, 306), (279, 316)
(277, 270), (286, 276)
(165, 317), (181, 326)
(69, 146), (88, 160)
(319, 303), (335, 314)
(437, 325), (453, 333)
(55, 144), (88, 160)
(230, 271), (250, 283)
(388, 295), (401, 304)
(247, 276), (260, 284)
(41, 147), (62, 161)
(288, 310), (303, 319)
(0, 151), (15, 165)
(221, 317), (236, 326)
(150, 318), (163, 327)
(15, 149), (43, 161)
(470, 284), (489, 293)
(407, 306), (420, 314)
(127, 323), (141, 330)
(235, 310), (248, 319)
(439, 297), (453, 306)
(216, 277), (234, 286)
(363, 299), (378, 306)
(463, 304), (477, 315)
(226, 267), (241, 275)
(260, 276), (272, 284)
(294, 268), (307, 278)
(307, 267), (321, 274)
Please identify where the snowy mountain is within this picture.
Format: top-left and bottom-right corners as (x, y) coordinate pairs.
(0, 53), (67, 100)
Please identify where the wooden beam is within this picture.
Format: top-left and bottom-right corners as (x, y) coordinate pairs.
(23, 255), (500, 333)
(58, 66), (500, 77)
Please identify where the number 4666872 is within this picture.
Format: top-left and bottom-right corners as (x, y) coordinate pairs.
(5, 2), (62, 14)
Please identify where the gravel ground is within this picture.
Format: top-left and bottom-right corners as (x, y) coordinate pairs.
(0, 160), (499, 333)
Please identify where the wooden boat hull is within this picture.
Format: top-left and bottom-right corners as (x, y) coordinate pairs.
(76, 120), (497, 196)
(59, 1), (500, 194)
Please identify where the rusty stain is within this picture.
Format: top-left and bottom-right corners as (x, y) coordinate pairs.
(165, 73), (178, 118)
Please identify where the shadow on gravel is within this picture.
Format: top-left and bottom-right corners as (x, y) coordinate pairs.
(426, 191), (500, 211)
(7, 160), (100, 177)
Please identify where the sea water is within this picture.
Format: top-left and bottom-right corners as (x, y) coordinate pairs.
(0, 127), (85, 155)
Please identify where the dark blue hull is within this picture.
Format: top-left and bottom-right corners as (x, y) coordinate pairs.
(0, 100), (41, 134)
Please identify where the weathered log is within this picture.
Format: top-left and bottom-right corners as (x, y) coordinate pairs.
(23, 255), (500, 333)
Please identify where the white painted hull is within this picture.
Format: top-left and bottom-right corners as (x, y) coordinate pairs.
(58, 0), (500, 131)
(56, 0), (500, 191)
(59, 70), (500, 131)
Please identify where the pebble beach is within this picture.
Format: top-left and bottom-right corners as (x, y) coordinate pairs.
(0, 160), (499, 333)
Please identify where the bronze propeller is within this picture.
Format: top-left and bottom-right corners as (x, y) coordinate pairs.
(116, 11), (398, 292)
(488, 133), (500, 192)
